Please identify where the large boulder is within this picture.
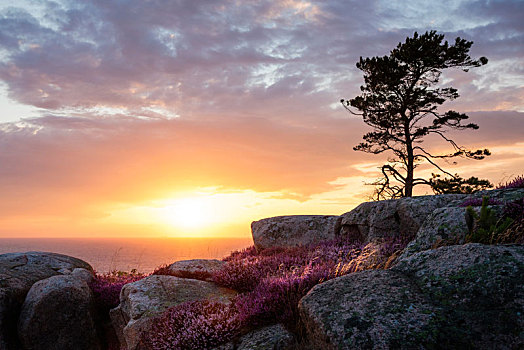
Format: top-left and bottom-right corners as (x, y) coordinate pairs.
(164, 259), (226, 281)
(338, 194), (465, 244)
(110, 275), (237, 350)
(251, 215), (340, 250)
(399, 206), (470, 259)
(0, 252), (94, 350)
(400, 188), (524, 259)
(299, 244), (524, 349)
(17, 274), (100, 350)
(215, 324), (295, 350)
(393, 243), (524, 349)
(299, 269), (437, 349)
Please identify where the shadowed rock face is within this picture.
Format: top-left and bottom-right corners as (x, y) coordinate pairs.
(299, 244), (524, 350)
(18, 274), (101, 350)
(251, 215), (340, 250)
(110, 275), (237, 350)
(299, 269), (436, 350)
(399, 206), (470, 259)
(215, 324), (295, 350)
(0, 252), (94, 350)
(338, 194), (465, 244)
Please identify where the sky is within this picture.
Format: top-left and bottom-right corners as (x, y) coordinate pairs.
(0, 0), (523, 238)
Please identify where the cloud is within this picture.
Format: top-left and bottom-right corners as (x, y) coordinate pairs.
(1, 0), (520, 121)
(0, 114), (369, 217)
(1, 109), (522, 219)
(0, 0), (522, 235)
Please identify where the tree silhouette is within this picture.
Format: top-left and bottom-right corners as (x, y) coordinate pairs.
(341, 31), (490, 199)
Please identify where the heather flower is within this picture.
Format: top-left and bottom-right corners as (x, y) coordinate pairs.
(459, 197), (502, 207)
(142, 300), (240, 350)
(89, 270), (146, 312)
(147, 236), (409, 349)
(503, 198), (524, 220)
(497, 175), (524, 189)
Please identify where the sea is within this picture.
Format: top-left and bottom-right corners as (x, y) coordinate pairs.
(0, 237), (253, 273)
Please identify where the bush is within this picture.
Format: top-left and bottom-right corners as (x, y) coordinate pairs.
(147, 236), (409, 349)
(89, 270), (146, 313)
(142, 300), (240, 350)
(497, 175), (524, 189)
(465, 197), (514, 244)
(459, 197), (501, 207)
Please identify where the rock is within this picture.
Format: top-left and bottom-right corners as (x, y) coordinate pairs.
(17, 275), (100, 350)
(165, 259), (225, 281)
(392, 244), (524, 349)
(472, 187), (524, 202)
(399, 206), (470, 259)
(110, 275), (237, 350)
(299, 244), (524, 349)
(215, 324), (295, 350)
(251, 215), (340, 250)
(338, 194), (465, 244)
(0, 252), (94, 350)
(236, 324), (295, 350)
(399, 198), (514, 260)
(299, 269), (437, 349)
(71, 267), (95, 283)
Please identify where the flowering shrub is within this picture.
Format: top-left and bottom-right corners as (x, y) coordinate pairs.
(497, 175), (524, 189)
(142, 300), (240, 350)
(146, 236), (409, 349)
(233, 263), (332, 328)
(459, 197), (502, 207)
(503, 198), (524, 220)
(89, 270), (146, 313)
(212, 244), (318, 292)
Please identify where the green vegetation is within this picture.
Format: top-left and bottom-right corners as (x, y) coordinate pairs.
(465, 196), (514, 243)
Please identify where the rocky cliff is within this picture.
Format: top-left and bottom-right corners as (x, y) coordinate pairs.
(1, 188), (522, 349)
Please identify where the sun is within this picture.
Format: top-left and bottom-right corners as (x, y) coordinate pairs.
(161, 197), (213, 229)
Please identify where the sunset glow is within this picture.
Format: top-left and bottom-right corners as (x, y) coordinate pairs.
(0, 1), (522, 239)
(161, 198), (214, 229)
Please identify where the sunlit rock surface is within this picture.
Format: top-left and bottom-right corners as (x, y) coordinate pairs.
(338, 194), (465, 243)
(166, 259), (226, 281)
(110, 275), (237, 350)
(251, 215), (340, 250)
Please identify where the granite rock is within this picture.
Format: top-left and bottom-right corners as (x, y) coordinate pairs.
(251, 215), (340, 250)
(110, 275), (237, 350)
(0, 252), (94, 350)
(17, 274), (100, 350)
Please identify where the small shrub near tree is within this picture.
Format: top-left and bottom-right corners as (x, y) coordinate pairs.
(465, 196), (521, 244)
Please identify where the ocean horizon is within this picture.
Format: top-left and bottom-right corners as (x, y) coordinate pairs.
(0, 237), (253, 274)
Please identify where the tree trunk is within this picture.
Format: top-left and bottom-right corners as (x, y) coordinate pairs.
(404, 122), (414, 197)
